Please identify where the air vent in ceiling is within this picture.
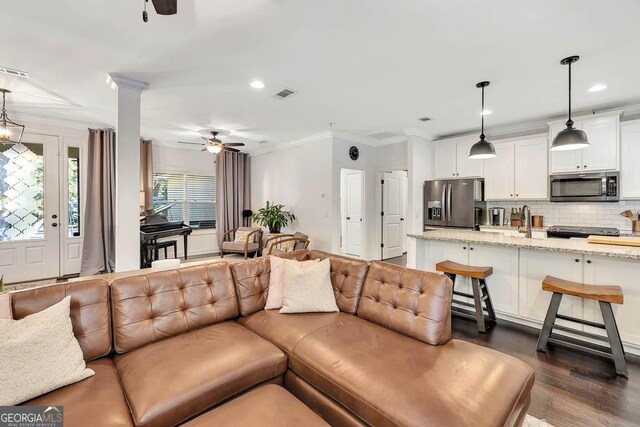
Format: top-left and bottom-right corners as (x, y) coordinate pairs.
(273, 88), (296, 99)
(0, 66), (30, 78)
(368, 131), (398, 139)
(418, 116), (431, 122)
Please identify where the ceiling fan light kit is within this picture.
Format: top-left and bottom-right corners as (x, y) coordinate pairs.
(469, 81), (497, 160)
(0, 89), (25, 145)
(200, 130), (245, 154)
(551, 55), (590, 151)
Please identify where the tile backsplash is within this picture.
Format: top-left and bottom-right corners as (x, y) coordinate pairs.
(486, 200), (640, 232)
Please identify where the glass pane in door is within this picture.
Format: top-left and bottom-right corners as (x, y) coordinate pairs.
(68, 147), (81, 237)
(0, 142), (45, 241)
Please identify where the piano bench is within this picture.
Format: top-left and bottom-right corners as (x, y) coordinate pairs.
(145, 240), (178, 263)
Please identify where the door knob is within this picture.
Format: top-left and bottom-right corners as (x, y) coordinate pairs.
(584, 165), (588, 168)
(346, 217), (351, 220)
(52, 214), (58, 219)
(400, 218), (405, 221)
(575, 258), (580, 263)
(576, 166), (580, 169)
(52, 222), (58, 227)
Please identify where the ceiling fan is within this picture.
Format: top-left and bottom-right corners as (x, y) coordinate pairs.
(200, 131), (245, 154)
(142, 0), (177, 22)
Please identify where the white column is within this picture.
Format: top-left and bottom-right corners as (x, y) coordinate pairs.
(109, 74), (148, 272)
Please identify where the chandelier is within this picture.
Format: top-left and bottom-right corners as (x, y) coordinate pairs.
(0, 89), (25, 145)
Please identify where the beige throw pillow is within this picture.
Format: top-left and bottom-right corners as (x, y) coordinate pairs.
(234, 230), (253, 243)
(266, 256), (319, 310)
(0, 296), (95, 405)
(280, 258), (339, 314)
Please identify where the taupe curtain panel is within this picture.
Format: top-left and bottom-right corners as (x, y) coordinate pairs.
(140, 139), (153, 213)
(80, 128), (116, 276)
(216, 151), (250, 246)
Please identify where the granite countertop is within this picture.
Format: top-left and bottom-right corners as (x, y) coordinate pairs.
(479, 225), (548, 231)
(408, 229), (640, 260)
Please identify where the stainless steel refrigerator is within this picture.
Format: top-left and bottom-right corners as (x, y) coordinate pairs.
(424, 179), (485, 229)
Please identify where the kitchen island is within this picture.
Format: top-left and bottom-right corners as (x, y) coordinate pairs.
(407, 229), (640, 355)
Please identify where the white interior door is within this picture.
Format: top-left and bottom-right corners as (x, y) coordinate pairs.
(382, 171), (404, 259)
(341, 169), (363, 257)
(0, 133), (60, 283)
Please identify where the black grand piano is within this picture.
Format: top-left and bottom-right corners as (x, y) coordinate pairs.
(140, 210), (193, 268)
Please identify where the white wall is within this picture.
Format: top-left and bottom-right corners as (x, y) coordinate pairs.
(251, 137), (334, 251)
(153, 144), (219, 257)
(407, 135), (435, 234)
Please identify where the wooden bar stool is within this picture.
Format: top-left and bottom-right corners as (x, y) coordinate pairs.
(536, 275), (627, 377)
(436, 260), (496, 333)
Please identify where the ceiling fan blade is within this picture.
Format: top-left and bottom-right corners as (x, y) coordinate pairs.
(201, 148), (207, 152)
(201, 137), (211, 142)
(223, 143), (245, 147)
(151, 0), (177, 15)
(224, 147), (241, 153)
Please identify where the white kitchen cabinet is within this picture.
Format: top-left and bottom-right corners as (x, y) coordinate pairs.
(424, 241), (519, 315)
(469, 244), (519, 315)
(549, 121), (582, 174)
(548, 111), (620, 174)
(514, 137), (548, 199)
(483, 143), (515, 200)
(621, 121), (640, 199)
(518, 249), (583, 324)
(582, 255), (640, 347)
(483, 135), (547, 201)
(433, 143), (457, 179)
(456, 138), (484, 178)
(433, 137), (483, 179)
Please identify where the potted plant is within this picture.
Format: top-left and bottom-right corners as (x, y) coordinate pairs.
(0, 275), (5, 293)
(252, 201), (295, 234)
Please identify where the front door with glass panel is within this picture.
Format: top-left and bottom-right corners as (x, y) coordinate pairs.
(0, 133), (60, 283)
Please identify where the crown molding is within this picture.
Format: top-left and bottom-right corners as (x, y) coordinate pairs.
(403, 127), (435, 140)
(331, 130), (407, 146)
(11, 110), (111, 131)
(107, 73), (149, 92)
(249, 131), (332, 156)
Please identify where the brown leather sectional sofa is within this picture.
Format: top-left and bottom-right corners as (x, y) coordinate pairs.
(13, 249), (535, 427)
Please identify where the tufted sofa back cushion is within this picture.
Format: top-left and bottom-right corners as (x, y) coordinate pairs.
(357, 261), (453, 345)
(11, 280), (111, 361)
(111, 262), (238, 353)
(309, 250), (369, 314)
(231, 257), (271, 316)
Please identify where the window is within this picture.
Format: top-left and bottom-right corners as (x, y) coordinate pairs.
(152, 173), (216, 229)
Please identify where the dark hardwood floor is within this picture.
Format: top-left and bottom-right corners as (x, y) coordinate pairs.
(452, 317), (640, 427)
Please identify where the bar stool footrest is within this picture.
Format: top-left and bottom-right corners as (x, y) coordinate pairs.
(555, 313), (606, 330)
(547, 334), (614, 360)
(552, 324), (610, 343)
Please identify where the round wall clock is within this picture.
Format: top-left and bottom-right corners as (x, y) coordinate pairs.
(349, 146), (359, 161)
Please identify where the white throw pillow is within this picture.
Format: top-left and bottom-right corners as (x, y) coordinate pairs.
(0, 296), (95, 405)
(280, 258), (339, 314)
(266, 256), (319, 310)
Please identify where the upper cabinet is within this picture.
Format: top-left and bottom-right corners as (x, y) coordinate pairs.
(433, 137), (483, 179)
(621, 121), (640, 199)
(484, 135), (548, 200)
(548, 111), (621, 174)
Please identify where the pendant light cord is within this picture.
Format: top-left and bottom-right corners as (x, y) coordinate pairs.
(567, 61), (573, 127)
(480, 85), (485, 140)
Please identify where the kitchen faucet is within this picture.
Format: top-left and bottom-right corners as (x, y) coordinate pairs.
(519, 205), (532, 238)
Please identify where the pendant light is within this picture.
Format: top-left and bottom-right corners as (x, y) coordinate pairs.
(550, 56), (589, 151)
(0, 89), (25, 145)
(469, 81), (496, 159)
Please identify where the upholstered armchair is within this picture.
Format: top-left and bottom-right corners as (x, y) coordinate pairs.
(220, 227), (264, 259)
(264, 232), (310, 256)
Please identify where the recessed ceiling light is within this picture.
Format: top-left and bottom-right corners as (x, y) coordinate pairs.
(588, 84), (607, 92)
(250, 80), (265, 89)
(480, 109), (492, 116)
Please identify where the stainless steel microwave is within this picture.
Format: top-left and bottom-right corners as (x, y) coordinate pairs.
(549, 172), (619, 202)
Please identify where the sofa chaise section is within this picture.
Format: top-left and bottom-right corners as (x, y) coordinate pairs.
(238, 259), (535, 427)
(111, 263), (287, 427)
